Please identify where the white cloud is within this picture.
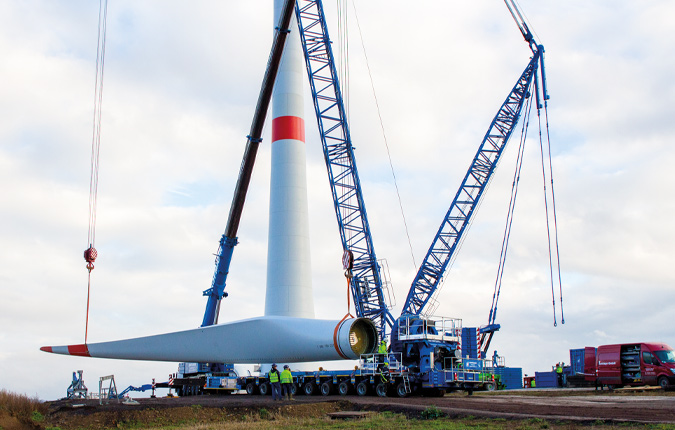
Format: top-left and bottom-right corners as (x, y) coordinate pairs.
(1, 0), (674, 400)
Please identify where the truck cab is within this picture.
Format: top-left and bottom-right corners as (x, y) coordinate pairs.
(641, 344), (675, 387)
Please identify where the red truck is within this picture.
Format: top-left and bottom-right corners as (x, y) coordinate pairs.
(584, 343), (675, 389)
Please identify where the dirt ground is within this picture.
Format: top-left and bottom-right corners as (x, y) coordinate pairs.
(28, 388), (674, 429)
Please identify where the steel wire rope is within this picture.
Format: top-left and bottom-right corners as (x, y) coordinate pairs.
(335, 1), (358, 317)
(542, 100), (564, 324)
(504, 0), (544, 48)
(84, 0), (109, 344)
(512, 0), (544, 46)
(488, 86), (535, 326)
(535, 88), (558, 327)
(350, 0), (417, 271)
(337, 0), (349, 117)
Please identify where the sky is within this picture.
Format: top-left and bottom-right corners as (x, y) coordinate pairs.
(1, 0), (674, 401)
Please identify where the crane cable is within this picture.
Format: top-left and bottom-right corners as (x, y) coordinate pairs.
(488, 82), (535, 327)
(341, 250), (355, 321)
(84, 0), (109, 344)
(537, 93), (564, 326)
(350, 0), (417, 270)
(545, 104), (564, 324)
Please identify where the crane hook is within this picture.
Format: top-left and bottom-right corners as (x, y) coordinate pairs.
(84, 246), (98, 272)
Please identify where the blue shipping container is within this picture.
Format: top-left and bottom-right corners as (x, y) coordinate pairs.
(494, 367), (523, 390)
(569, 348), (585, 375)
(535, 371), (559, 388)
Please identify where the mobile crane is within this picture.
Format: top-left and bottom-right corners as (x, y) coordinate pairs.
(175, 0), (552, 397)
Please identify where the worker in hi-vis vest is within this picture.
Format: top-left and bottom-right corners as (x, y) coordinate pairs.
(378, 339), (390, 382)
(555, 363), (563, 387)
(280, 365), (294, 400)
(269, 363), (282, 400)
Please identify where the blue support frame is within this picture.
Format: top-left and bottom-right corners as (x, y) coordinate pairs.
(295, 0), (394, 336)
(401, 50), (543, 317)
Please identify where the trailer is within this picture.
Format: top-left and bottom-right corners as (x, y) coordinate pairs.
(238, 351), (495, 398)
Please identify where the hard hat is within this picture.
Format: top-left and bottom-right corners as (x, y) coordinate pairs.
(272, 363), (277, 367)
(283, 365), (289, 369)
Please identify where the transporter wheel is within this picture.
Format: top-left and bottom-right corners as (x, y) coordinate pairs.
(658, 376), (670, 389)
(395, 382), (408, 398)
(376, 383), (388, 397)
(356, 381), (370, 396)
(289, 383), (298, 395)
(303, 382), (317, 396)
(259, 382), (270, 396)
(424, 388), (445, 397)
(245, 382), (258, 395)
(320, 381), (334, 396)
(338, 381), (351, 396)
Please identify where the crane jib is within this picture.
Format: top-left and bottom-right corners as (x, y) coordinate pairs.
(401, 50), (543, 317)
(296, 0), (395, 336)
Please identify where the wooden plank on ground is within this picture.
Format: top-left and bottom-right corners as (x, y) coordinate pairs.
(327, 411), (375, 419)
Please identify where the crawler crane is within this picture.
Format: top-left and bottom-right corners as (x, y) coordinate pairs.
(177, 0), (554, 397)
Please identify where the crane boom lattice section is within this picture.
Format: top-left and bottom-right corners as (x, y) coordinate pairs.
(296, 0), (394, 335)
(402, 52), (542, 317)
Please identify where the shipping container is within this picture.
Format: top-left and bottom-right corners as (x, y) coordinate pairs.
(569, 348), (585, 375)
(534, 371), (558, 388)
(494, 367), (522, 390)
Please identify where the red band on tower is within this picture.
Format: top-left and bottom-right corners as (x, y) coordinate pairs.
(272, 116), (305, 143)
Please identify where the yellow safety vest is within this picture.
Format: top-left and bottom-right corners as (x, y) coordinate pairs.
(280, 369), (293, 384)
(378, 341), (387, 354)
(269, 369), (280, 383)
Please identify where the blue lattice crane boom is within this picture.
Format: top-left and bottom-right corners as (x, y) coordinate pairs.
(400, 2), (549, 320)
(295, 0), (395, 337)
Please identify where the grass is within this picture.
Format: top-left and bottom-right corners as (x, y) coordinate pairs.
(0, 388), (48, 423)
(128, 413), (675, 430)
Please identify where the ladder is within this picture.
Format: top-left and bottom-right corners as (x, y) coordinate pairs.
(402, 374), (412, 393)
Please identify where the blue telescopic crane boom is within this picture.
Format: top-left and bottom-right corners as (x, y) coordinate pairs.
(201, 0), (297, 327)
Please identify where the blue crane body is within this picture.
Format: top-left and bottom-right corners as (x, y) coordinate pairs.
(175, 0), (552, 397)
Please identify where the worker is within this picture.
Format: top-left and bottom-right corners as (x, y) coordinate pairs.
(492, 350), (500, 368)
(377, 338), (389, 371)
(269, 363), (281, 401)
(280, 365), (294, 401)
(555, 363), (563, 387)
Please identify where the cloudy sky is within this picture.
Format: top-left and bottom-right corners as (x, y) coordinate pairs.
(2, 0), (674, 400)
